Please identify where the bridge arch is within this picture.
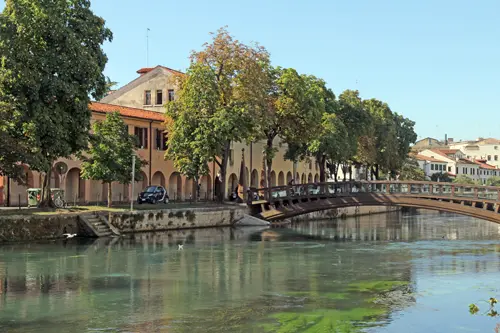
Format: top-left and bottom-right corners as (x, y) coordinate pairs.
(247, 181), (500, 225)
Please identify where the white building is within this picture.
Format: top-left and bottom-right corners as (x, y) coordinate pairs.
(418, 148), (499, 183)
(415, 154), (448, 179)
(450, 138), (500, 168)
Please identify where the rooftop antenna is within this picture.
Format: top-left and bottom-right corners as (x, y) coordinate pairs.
(146, 28), (150, 67)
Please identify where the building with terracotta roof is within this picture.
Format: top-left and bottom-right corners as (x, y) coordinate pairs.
(415, 154), (449, 178)
(1, 102), (186, 206)
(417, 148), (499, 183)
(450, 138), (500, 168)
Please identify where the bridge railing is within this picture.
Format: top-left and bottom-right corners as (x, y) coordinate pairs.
(247, 180), (500, 204)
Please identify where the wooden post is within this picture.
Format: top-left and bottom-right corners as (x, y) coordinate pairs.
(474, 187), (478, 199)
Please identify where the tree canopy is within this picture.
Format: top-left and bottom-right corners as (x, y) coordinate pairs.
(0, 0), (112, 205)
(166, 27), (270, 200)
(80, 112), (146, 207)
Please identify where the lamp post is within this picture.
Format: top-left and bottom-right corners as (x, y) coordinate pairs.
(130, 154), (136, 211)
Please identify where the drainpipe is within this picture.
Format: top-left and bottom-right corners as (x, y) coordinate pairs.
(149, 121), (153, 185)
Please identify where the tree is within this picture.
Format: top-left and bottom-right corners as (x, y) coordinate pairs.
(258, 68), (324, 190)
(80, 112), (146, 207)
(0, 102), (33, 183)
(336, 90), (370, 181)
(0, 0), (112, 207)
(398, 158), (426, 181)
(167, 27), (270, 201)
(486, 176), (500, 186)
(393, 113), (417, 175)
(453, 175), (476, 185)
(430, 172), (452, 182)
(165, 63), (216, 201)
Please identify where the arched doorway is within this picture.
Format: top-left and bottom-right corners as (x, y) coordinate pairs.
(200, 175), (212, 200)
(286, 172), (293, 184)
(185, 177), (194, 200)
(134, 171), (148, 199)
(314, 174), (319, 183)
(296, 173), (300, 183)
(270, 171), (277, 187)
(260, 170), (266, 188)
(308, 173), (313, 183)
(168, 172), (182, 201)
(228, 173), (238, 196)
(65, 168), (85, 204)
(152, 171), (165, 187)
(301, 174), (306, 184)
(251, 169), (259, 188)
(278, 171), (285, 186)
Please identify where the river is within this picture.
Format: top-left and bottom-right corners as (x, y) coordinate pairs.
(0, 210), (499, 332)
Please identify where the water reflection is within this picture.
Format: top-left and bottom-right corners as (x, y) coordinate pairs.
(0, 211), (499, 332)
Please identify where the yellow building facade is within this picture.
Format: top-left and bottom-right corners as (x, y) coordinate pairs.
(0, 66), (318, 206)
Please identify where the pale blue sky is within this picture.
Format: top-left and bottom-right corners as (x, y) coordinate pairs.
(4, 0), (500, 140)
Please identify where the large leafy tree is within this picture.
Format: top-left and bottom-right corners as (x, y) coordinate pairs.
(335, 90), (370, 181)
(0, 0), (112, 206)
(258, 68), (324, 189)
(165, 63), (216, 200)
(80, 112), (146, 207)
(0, 102), (33, 183)
(453, 175), (477, 185)
(398, 158), (426, 181)
(166, 27), (270, 201)
(393, 113), (417, 174)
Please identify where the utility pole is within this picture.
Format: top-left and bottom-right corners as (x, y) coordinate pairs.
(130, 155), (135, 211)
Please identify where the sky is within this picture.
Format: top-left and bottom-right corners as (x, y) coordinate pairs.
(3, 0), (500, 141)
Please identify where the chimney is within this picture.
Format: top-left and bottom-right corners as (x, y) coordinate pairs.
(445, 134), (448, 146)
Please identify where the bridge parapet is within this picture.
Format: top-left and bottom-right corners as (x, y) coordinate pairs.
(248, 181), (500, 205)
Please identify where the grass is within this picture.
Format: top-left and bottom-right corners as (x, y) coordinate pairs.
(0, 201), (230, 217)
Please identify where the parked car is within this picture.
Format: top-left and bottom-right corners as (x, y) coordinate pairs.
(137, 185), (169, 204)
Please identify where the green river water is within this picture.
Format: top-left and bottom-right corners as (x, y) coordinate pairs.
(0, 211), (499, 332)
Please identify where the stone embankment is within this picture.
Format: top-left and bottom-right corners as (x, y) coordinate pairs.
(0, 204), (399, 243)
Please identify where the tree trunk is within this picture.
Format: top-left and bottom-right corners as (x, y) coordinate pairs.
(333, 164), (338, 182)
(375, 164), (380, 180)
(217, 140), (231, 202)
(39, 167), (53, 208)
(319, 155), (326, 182)
(107, 182), (112, 208)
(194, 176), (199, 203)
(342, 164), (347, 182)
(348, 165), (353, 181)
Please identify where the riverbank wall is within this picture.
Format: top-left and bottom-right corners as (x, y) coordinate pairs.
(0, 204), (399, 243)
(0, 205), (247, 243)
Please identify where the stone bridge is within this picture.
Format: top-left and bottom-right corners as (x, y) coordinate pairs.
(247, 181), (500, 224)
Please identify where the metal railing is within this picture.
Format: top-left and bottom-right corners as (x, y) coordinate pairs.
(247, 180), (500, 204)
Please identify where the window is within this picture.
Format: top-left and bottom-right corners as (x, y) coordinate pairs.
(495, 146), (498, 150)
(439, 164), (443, 171)
(134, 127), (148, 149)
(488, 155), (492, 161)
(456, 167), (458, 174)
(156, 90), (163, 105)
(155, 129), (167, 150)
(431, 164), (434, 171)
(144, 90), (152, 105)
(448, 166), (451, 172)
(168, 89), (175, 102)
(495, 155), (498, 161)
(463, 167), (467, 174)
(470, 168), (474, 175)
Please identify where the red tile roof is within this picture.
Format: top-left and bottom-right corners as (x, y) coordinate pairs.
(136, 65), (185, 76)
(90, 102), (166, 122)
(457, 158), (477, 165)
(415, 154), (446, 163)
(473, 160), (498, 170)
